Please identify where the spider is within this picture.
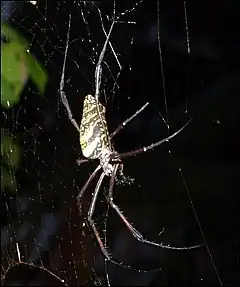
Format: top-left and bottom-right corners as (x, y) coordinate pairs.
(59, 14), (200, 268)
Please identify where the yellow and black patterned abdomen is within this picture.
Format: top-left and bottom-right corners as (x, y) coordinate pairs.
(80, 94), (110, 159)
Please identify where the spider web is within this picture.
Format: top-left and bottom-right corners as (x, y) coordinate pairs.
(1, 1), (239, 286)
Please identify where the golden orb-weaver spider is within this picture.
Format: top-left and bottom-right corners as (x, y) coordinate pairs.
(59, 14), (200, 268)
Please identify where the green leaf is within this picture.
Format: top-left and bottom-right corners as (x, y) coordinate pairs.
(1, 24), (48, 108)
(1, 42), (28, 107)
(1, 166), (17, 193)
(1, 41), (28, 83)
(1, 130), (19, 193)
(1, 24), (48, 195)
(1, 23), (28, 48)
(25, 52), (48, 95)
(1, 75), (22, 107)
(1, 130), (20, 168)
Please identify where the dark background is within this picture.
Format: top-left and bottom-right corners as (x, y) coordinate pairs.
(1, 0), (239, 286)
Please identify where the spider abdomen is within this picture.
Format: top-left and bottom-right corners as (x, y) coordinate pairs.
(80, 94), (111, 159)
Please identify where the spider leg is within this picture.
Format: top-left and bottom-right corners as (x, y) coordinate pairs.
(94, 2), (121, 70)
(60, 91), (80, 132)
(94, 18), (115, 149)
(76, 165), (101, 203)
(59, 13), (80, 133)
(110, 102), (149, 139)
(87, 171), (112, 260)
(85, 167), (161, 272)
(76, 158), (90, 166)
(119, 119), (192, 159)
(75, 99), (150, 164)
(107, 163), (201, 250)
(94, 11), (115, 101)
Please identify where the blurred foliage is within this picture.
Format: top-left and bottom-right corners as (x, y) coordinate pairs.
(1, 23), (47, 107)
(1, 23), (48, 193)
(1, 129), (19, 191)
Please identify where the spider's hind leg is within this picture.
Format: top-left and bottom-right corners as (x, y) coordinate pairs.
(107, 165), (201, 251)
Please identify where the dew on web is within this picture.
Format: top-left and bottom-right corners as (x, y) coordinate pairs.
(1, 1), (239, 286)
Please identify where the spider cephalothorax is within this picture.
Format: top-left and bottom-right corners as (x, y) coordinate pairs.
(99, 149), (123, 177)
